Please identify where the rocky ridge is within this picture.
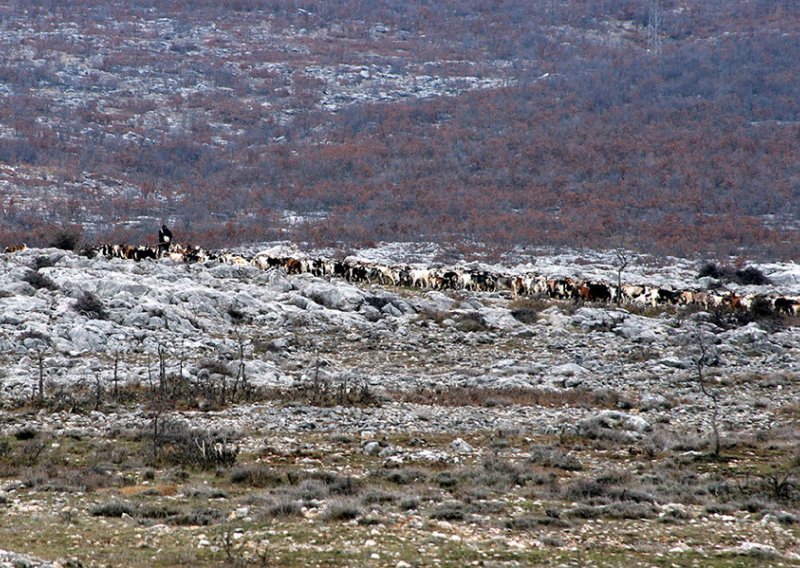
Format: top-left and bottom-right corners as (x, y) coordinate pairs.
(1, 245), (798, 443)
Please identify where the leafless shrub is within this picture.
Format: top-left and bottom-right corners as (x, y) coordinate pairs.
(323, 497), (362, 521)
(382, 468), (428, 485)
(139, 504), (182, 519)
(528, 445), (584, 471)
(147, 418), (239, 470)
(91, 500), (135, 517)
(3, 438), (47, 468)
(510, 307), (539, 324)
(74, 291), (108, 320)
(429, 501), (466, 521)
(327, 474), (360, 496)
(13, 426), (38, 440)
(279, 370), (379, 407)
(361, 489), (398, 506)
(296, 479), (329, 501)
(34, 256), (55, 270)
(230, 465), (285, 488)
(690, 330), (721, 457)
(262, 496), (303, 518)
(467, 457), (534, 488)
(169, 508), (222, 526)
(49, 226), (83, 251)
(504, 514), (570, 529)
(398, 495), (421, 511)
(454, 312), (491, 332)
(435, 471), (458, 489)
(22, 269), (58, 291)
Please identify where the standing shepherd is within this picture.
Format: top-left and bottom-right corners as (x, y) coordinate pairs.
(158, 224), (173, 257)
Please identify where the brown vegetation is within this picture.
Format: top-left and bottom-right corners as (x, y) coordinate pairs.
(0, 1), (798, 258)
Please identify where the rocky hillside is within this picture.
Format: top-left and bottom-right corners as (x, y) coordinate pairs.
(1, 245), (798, 410)
(0, 245), (799, 566)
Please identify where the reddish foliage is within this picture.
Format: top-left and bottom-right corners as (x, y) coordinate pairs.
(0, 1), (799, 258)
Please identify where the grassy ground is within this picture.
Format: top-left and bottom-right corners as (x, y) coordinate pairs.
(1, 417), (799, 567)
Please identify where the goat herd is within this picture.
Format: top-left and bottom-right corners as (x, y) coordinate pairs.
(2, 241), (794, 316)
(66, 242), (800, 318)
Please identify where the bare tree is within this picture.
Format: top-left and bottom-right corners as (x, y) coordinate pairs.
(648, 0), (662, 55)
(112, 350), (121, 401)
(19, 331), (51, 403)
(230, 330), (250, 403)
(614, 249), (630, 305)
(692, 330), (721, 457)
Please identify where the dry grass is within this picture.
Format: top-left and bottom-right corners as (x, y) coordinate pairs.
(0, 419), (798, 566)
(390, 385), (634, 409)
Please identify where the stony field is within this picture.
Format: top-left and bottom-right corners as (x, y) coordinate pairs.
(1, 246), (799, 567)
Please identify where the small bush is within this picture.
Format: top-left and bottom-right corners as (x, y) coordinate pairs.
(735, 266), (771, 286)
(564, 502), (658, 520)
(603, 502), (659, 519)
(510, 308), (539, 324)
(227, 305), (250, 324)
(776, 511), (800, 525)
(91, 501), (135, 517)
(323, 498), (362, 521)
(263, 496), (303, 518)
(296, 479), (328, 501)
(429, 502), (466, 521)
(739, 498), (770, 514)
(435, 471), (457, 489)
(529, 445), (584, 471)
(565, 479), (609, 502)
(34, 256), (55, 270)
(384, 468), (428, 486)
(398, 495), (420, 511)
(74, 291), (108, 320)
(564, 471), (635, 503)
(139, 504), (181, 519)
(504, 515), (569, 529)
(704, 503), (737, 515)
(13, 427), (38, 441)
(169, 508), (222, 526)
(326, 474), (360, 496)
(454, 312), (491, 333)
(698, 262), (771, 285)
(181, 485), (229, 500)
(361, 489), (397, 505)
(749, 296), (779, 322)
(22, 270), (58, 291)
(154, 422), (239, 470)
(472, 457), (532, 488)
(698, 262), (722, 279)
(230, 465), (284, 487)
(49, 227), (83, 251)
(0, 438), (11, 460)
